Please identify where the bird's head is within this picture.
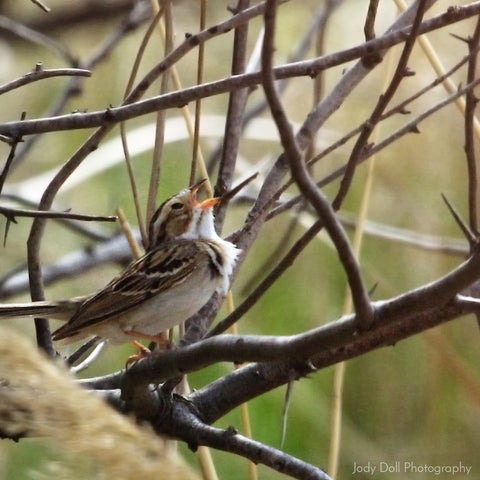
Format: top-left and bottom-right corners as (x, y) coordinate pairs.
(148, 180), (220, 248)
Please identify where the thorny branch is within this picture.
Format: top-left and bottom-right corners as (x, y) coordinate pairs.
(261, 0), (373, 327)
(464, 17), (480, 239)
(332, 0), (429, 211)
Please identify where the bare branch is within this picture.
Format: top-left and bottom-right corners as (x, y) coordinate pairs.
(0, 206), (116, 223)
(214, 0), (252, 229)
(0, 122), (23, 194)
(0, 65), (91, 96)
(364, 0), (379, 41)
(332, 0), (429, 211)
(464, 17), (480, 237)
(192, 297), (477, 425)
(261, 0), (374, 328)
(30, 0), (51, 13)
(156, 398), (334, 480)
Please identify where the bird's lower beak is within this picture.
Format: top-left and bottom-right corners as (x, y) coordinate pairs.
(197, 197), (220, 210)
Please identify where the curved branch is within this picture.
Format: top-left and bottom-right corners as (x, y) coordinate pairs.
(261, 0), (374, 327)
(158, 397), (334, 480)
(27, 125), (113, 354)
(0, 66), (91, 96)
(191, 296), (475, 424)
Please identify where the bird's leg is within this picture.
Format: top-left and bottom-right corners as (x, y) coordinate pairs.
(125, 331), (172, 366)
(125, 329), (172, 347)
(125, 340), (152, 366)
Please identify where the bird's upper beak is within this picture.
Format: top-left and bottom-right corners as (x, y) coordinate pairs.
(189, 178), (207, 194)
(190, 179), (220, 210)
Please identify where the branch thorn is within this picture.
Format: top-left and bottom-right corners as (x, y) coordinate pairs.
(441, 193), (477, 246)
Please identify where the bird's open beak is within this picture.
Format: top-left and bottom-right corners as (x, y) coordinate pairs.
(190, 179), (219, 210)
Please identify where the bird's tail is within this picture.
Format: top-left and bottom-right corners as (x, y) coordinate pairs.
(0, 298), (84, 321)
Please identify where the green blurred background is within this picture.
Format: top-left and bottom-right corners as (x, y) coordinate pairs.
(0, 1), (479, 478)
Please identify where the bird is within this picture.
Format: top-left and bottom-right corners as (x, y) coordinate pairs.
(0, 180), (240, 345)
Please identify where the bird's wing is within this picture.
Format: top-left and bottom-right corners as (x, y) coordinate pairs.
(52, 240), (200, 339)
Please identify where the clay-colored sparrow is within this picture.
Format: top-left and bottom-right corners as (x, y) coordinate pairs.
(0, 181), (240, 344)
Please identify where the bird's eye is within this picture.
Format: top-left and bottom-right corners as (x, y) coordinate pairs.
(171, 202), (184, 210)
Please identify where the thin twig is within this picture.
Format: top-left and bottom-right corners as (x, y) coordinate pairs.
(189, 0), (207, 186)
(30, 0), (51, 13)
(362, 0), (382, 68)
(120, 5), (165, 248)
(332, 0), (428, 211)
(159, 399), (334, 480)
(147, 0), (173, 225)
(441, 194), (476, 245)
(71, 341), (107, 374)
(66, 336), (102, 366)
(214, 0), (252, 229)
(0, 206), (117, 222)
(0, 65), (91, 96)
(220, 172), (259, 204)
(1, 193), (113, 242)
(364, 0), (379, 41)
(0, 119), (23, 194)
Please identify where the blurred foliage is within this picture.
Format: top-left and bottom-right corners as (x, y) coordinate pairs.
(0, 0), (479, 479)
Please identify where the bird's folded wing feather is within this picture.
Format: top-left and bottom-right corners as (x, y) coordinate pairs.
(53, 240), (200, 336)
